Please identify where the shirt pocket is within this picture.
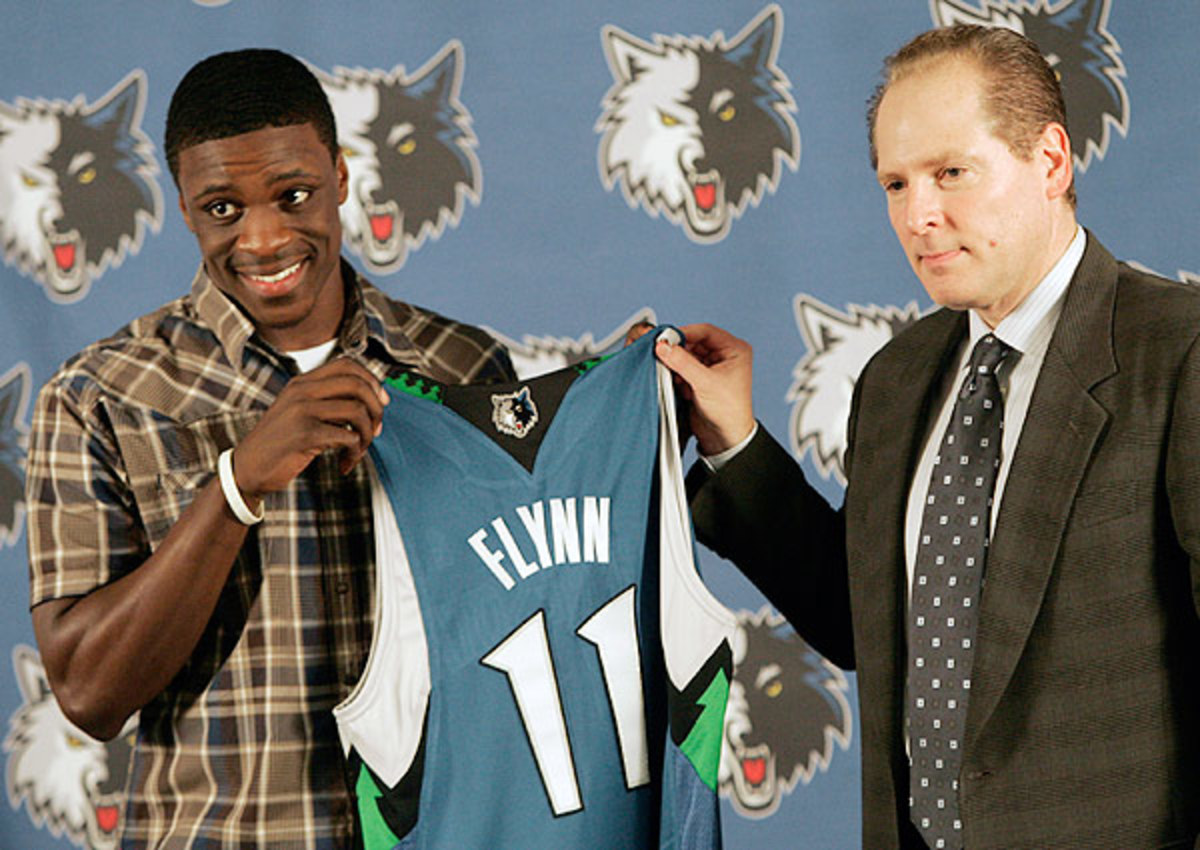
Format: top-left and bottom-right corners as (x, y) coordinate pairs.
(111, 406), (261, 550)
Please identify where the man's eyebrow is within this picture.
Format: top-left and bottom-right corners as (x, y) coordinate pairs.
(266, 168), (320, 185)
(876, 151), (973, 182)
(189, 169), (320, 203)
(189, 181), (234, 203)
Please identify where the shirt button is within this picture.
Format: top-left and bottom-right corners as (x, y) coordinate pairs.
(335, 581), (349, 594)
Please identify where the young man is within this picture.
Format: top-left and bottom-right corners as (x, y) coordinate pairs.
(659, 25), (1200, 850)
(25, 49), (513, 848)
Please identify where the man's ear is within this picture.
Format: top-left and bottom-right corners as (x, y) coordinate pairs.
(336, 153), (349, 205)
(1039, 121), (1073, 202)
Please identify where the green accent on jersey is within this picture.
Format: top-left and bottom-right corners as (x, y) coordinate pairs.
(574, 354), (612, 376)
(679, 668), (730, 792)
(385, 372), (444, 403)
(355, 764), (403, 849)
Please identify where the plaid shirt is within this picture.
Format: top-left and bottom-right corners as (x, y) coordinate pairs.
(26, 261), (513, 848)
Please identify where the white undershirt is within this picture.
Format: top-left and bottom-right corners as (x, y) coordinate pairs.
(285, 338), (338, 374)
(902, 226), (1086, 598)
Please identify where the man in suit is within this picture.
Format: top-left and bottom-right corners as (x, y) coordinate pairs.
(655, 25), (1200, 849)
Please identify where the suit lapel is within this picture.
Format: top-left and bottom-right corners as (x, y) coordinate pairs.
(965, 235), (1119, 750)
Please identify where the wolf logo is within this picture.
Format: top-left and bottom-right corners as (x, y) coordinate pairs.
(0, 71), (162, 303)
(491, 387), (539, 438)
(1127, 261), (1200, 288)
(788, 295), (923, 485)
(596, 5), (800, 243)
(317, 42), (481, 274)
(931, 0), (1129, 171)
(0, 362), (31, 548)
(5, 645), (137, 850)
(719, 608), (852, 819)
(484, 308), (657, 380)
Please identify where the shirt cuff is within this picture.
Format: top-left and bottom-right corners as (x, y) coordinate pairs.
(700, 423), (759, 473)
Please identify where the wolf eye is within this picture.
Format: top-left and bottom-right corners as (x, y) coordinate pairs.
(765, 681), (783, 698)
(78, 167), (97, 185)
(65, 733), (86, 749)
(397, 138), (417, 156)
(717, 105), (736, 122)
(658, 110), (680, 128)
(21, 172), (41, 188)
(341, 146), (357, 159)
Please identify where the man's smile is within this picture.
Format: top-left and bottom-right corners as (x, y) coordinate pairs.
(237, 258), (307, 298)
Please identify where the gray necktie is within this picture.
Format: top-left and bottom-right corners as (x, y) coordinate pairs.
(908, 333), (1012, 850)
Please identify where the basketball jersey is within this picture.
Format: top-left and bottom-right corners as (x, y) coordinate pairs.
(333, 327), (736, 849)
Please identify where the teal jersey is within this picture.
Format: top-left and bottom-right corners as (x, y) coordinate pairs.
(334, 328), (736, 849)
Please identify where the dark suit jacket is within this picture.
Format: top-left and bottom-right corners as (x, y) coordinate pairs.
(691, 235), (1200, 849)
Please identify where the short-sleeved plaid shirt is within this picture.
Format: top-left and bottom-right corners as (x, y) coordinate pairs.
(26, 261), (513, 848)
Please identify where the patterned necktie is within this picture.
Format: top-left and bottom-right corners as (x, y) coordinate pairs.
(908, 333), (1012, 850)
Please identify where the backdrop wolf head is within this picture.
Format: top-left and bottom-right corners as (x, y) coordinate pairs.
(5, 646), (137, 850)
(931, 0), (1129, 171)
(719, 609), (852, 818)
(596, 5), (800, 243)
(0, 71), (162, 303)
(788, 296), (924, 485)
(318, 42), (481, 274)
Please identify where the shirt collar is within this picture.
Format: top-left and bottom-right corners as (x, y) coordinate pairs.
(967, 225), (1086, 359)
(191, 265), (256, 369)
(191, 258), (418, 376)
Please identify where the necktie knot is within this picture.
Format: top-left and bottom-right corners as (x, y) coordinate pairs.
(963, 334), (1012, 396)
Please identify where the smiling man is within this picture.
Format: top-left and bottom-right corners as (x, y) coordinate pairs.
(655, 24), (1200, 850)
(24, 49), (512, 849)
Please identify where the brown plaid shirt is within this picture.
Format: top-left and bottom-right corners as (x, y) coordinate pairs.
(26, 261), (513, 848)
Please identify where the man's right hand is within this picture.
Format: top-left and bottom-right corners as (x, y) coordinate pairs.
(232, 358), (390, 506)
(654, 323), (756, 456)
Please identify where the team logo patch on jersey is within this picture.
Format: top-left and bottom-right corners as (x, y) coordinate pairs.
(316, 41), (481, 274)
(0, 71), (163, 303)
(719, 608), (852, 819)
(788, 295), (924, 485)
(0, 362), (31, 548)
(931, 0), (1129, 171)
(595, 5), (800, 243)
(4, 645), (137, 850)
(492, 386), (539, 438)
(485, 308), (656, 379)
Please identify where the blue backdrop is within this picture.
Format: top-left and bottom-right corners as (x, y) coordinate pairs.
(1, 1), (1196, 847)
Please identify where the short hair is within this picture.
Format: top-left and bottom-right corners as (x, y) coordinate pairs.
(164, 48), (338, 184)
(866, 24), (1075, 206)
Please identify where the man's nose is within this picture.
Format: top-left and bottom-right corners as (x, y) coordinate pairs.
(237, 205), (290, 256)
(905, 182), (943, 234)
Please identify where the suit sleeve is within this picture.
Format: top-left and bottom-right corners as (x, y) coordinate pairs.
(1165, 333), (1200, 622)
(688, 426), (854, 669)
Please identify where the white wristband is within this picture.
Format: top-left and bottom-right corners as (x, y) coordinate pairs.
(218, 448), (264, 525)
